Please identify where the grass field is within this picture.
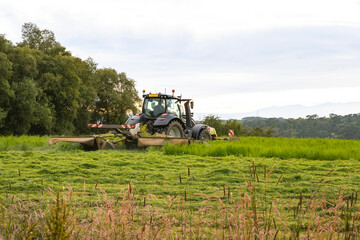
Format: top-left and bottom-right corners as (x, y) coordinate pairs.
(1, 136), (360, 238)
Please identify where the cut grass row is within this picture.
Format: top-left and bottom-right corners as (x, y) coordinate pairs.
(1, 149), (359, 209)
(1, 149), (359, 238)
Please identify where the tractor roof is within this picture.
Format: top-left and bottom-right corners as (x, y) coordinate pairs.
(142, 93), (192, 102)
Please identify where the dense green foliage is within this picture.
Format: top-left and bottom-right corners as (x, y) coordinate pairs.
(241, 113), (360, 139)
(0, 23), (139, 136)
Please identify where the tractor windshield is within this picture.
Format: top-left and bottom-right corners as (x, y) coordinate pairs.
(143, 98), (166, 117)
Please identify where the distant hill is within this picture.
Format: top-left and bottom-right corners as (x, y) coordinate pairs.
(195, 102), (360, 120)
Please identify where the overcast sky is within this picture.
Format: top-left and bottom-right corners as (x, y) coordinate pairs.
(1, 0), (360, 116)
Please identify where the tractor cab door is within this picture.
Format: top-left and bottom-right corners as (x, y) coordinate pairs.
(166, 99), (181, 118)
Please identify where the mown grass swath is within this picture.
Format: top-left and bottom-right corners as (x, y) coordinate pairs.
(164, 137), (360, 160)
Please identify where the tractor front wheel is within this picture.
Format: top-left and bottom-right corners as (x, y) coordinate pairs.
(199, 129), (211, 141)
(165, 121), (185, 138)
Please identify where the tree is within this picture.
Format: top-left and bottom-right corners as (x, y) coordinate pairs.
(37, 56), (82, 134)
(0, 52), (14, 125)
(92, 69), (140, 124)
(72, 58), (98, 134)
(0, 24), (140, 135)
(113, 72), (140, 123)
(202, 115), (225, 135)
(224, 119), (243, 136)
(7, 47), (39, 81)
(0, 109), (6, 128)
(20, 23), (66, 54)
(5, 78), (41, 135)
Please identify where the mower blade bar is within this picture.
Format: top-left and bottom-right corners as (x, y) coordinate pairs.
(48, 137), (96, 146)
(137, 137), (194, 148)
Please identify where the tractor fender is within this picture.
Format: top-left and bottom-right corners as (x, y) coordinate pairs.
(191, 124), (208, 139)
(125, 115), (141, 125)
(153, 114), (184, 128)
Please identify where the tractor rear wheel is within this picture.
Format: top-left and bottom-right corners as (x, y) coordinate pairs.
(199, 129), (211, 141)
(165, 121), (185, 138)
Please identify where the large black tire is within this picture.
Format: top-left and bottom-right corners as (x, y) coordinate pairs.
(165, 121), (185, 138)
(124, 138), (138, 149)
(198, 129), (211, 141)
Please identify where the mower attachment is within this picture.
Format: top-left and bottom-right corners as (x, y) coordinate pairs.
(137, 137), (193, 148)
(48, 137), (96, 146)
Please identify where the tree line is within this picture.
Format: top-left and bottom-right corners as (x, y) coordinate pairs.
(202, 115), (275, 137)
(202, 113), (360, 139)
(0, 23), (139, 135)
(240, 114), (360, 140)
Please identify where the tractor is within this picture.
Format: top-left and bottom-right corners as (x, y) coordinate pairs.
(49, 90), (217, 149)
(123, 89), (216, 141)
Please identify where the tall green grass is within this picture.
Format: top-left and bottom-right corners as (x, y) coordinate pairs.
(164, 137), (360, 160)
(2, 135), (360, 161)
(0, 136), (86, 151)
(0, 136), (50, 151)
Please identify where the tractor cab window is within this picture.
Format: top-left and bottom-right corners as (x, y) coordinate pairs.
(166, 99), (181, 118)
(143, 98), (166, 117)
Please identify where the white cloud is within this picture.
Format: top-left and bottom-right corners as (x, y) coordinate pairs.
(78, 26), (360, 96)
(1, 0), (360, 116)
(196, 87), (360, 114)
(2, 0), (360, 38)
